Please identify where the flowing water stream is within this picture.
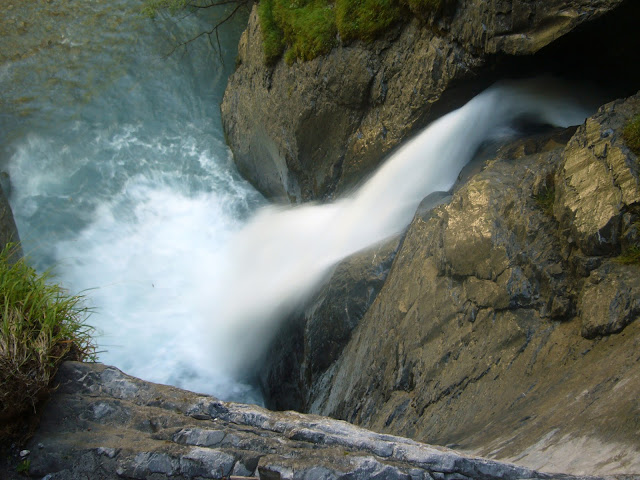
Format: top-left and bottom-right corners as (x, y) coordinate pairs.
(1, 0), (265, 402)
(1, 1), (596, 405)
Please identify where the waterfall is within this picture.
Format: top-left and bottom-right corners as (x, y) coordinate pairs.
(1, 0), (597, 403)
(197, 78), (595, 378)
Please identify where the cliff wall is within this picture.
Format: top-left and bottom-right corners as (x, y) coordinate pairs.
(221, 0), (638, 202)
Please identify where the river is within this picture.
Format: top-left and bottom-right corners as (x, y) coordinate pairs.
(0, 0), (265, 403)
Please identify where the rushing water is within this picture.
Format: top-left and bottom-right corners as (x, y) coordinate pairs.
(1, 1), (596, 405)
(1, 0), (265, 402)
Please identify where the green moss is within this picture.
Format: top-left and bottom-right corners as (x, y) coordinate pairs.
(616, 245), (640, 265)
(336, 0), (402, 42)
(258, 0), (448, 64)
(272, 0), (337, 62)
(623, 114), (640, 156)
(532, 186), (555, 216)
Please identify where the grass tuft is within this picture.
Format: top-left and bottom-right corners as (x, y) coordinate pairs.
(623, 114), (640, 156)
(0, 243), (95, 443)
(532, 185), (555, 217)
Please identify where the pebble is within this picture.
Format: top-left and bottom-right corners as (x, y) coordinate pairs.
(19, 449), (30, 457)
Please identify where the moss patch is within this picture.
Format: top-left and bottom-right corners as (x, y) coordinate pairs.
(336, 0), (402, 43)
(532, 185), (555, 216)
(0, 244), (95, 443)
(623, 114), (640, 156)
(617, 245), (640, 265)
(258, 0), (444, 64)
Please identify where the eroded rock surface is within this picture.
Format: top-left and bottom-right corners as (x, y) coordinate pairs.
(1, 362), (610, 480)
(221, 0), (636, 202)
(269, 94), (640, 476)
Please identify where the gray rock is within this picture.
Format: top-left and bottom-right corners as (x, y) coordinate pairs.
(6, 361), (603, 480)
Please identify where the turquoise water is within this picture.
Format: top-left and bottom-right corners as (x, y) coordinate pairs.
(0, 0), (265, 402)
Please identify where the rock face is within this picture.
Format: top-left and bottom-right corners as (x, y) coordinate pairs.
(221, 0), (637, 202)
(0, 182), (21, 257)
(285, 94), (640, 476)
(0, 361), (608, 480)
(259, 236), (401, 411)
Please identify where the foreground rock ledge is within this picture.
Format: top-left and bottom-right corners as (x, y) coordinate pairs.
(6, 362), (617, 480)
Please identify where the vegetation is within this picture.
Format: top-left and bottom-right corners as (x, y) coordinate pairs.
(0, 244), (95, 443)
(144, 0), (446, 64)
(258, 0), (444, 64)
(532, 185), (555, 216)
(617, 245), (640, 265)
(623, 114), (640, 156)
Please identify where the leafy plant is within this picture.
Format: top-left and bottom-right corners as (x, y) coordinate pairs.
(623, 113), (640, 156)
(0, 244), (95, 443)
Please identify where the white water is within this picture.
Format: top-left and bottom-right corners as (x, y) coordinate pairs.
(1, 1), (595, 403)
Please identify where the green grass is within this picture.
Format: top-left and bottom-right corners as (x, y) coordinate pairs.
(258, 0), (444, 64)
(273, 0), (337, 64)
(532, 185), (555, 216)
(0, 244), (95, 443)
(623, 114), (640, 156)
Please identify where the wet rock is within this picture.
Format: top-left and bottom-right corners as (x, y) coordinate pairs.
(0, 181), (21, 258)
(259, 236), (401, 411)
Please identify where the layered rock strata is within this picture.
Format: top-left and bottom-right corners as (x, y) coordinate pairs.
(282, 94), (640, 475)
(0, 361), (614, 480)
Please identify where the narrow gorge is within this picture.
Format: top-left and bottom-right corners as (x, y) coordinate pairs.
(0, 0), (639, 478)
